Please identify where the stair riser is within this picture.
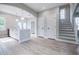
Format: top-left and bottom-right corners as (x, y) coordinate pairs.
(59, 32), (74, 35)
(59, 30), (74, 32)
(59, 22), (75, 42)
(59, 36), (75, 39)
(59, 27), (73, 29)
(59, 35), (75, 38)
(59, 38), (75, 41)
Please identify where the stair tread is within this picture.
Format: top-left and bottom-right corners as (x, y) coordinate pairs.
(60, 28), (73, 29)
(60, 24), (72, 26)
(59, 36), (75, 39)
(59, 30), (73, 31)
(59, 22), (75, 41)
(59, 32), (74, 34)
(60, 23), (72, 25)
(59, 30), (74, 32)
(59, 35), (75, 37)
(59, 34), (75, 37)
(60, 29), (73, 30)
(59, 30), (73, 32)
(58, 38), (76, 44)
(60, 27), (73, 29)
(59, 38), (75, 41)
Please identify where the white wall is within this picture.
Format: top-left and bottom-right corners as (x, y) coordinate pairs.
(37, 7), (59, 39)
(0, 14), (17, 29)
(70, 3), (77, 24)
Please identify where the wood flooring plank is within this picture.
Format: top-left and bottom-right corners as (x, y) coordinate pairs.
(0, 37), (77, 55)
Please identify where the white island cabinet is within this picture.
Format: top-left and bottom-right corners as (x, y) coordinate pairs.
(10, 28), (30, 43)
(10, 18), (31, 43)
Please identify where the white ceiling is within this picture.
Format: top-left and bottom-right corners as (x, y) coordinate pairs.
(0, 4), (35, 18)
(25, 3), (66, 12)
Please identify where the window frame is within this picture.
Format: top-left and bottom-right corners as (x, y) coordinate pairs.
(59, 4), (70, 23)
(59, 8), (66, 20)
(0, 16), (6, 31)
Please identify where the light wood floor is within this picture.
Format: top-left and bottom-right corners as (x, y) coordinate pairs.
(0, 37), (78, 55)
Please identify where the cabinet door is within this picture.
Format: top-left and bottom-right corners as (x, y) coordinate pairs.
(46, 12), (57, 39)
(31, 21), (36, 37)
(38, 16), (45, 37)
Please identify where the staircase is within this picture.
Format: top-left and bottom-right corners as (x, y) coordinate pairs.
(58, 4), (78, 43)
(59, 23), (75, 42)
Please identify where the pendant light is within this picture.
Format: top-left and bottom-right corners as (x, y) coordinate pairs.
(21, 10), (25, 20)
(16, 12), (19, 22)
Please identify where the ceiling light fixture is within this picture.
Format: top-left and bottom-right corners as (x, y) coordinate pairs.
(21, 17), (24, 20)
(41, 7), (46, 10)
(16, 12), (19, 22)
(21, 11), (25, 20)
(16, 19), (19, 22)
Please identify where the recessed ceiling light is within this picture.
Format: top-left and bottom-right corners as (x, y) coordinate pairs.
(41, 7), (46, 10)
(21, 17), (24, 20)
(16, 19), (19, 22)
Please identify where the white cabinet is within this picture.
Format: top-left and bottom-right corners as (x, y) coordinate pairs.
(38, 8), (57, 39)
(10, 19), (31, 43)
(10, 28), (30, 43)
(46, 15), (56, 39)
(38, 16), (45, 37)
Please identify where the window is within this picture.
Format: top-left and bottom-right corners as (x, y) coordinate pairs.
(59, 4), (70, 24)
(60, 8), (65, 19)
(16, 19), (27, 30)
(31, 21), (35, 34)
(18, 22), (22, 30)
(0, 17), (6, 30)
(75, 17), (79, 25)
(23, 22), (26, 30)
(75, 17), (79, 29)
